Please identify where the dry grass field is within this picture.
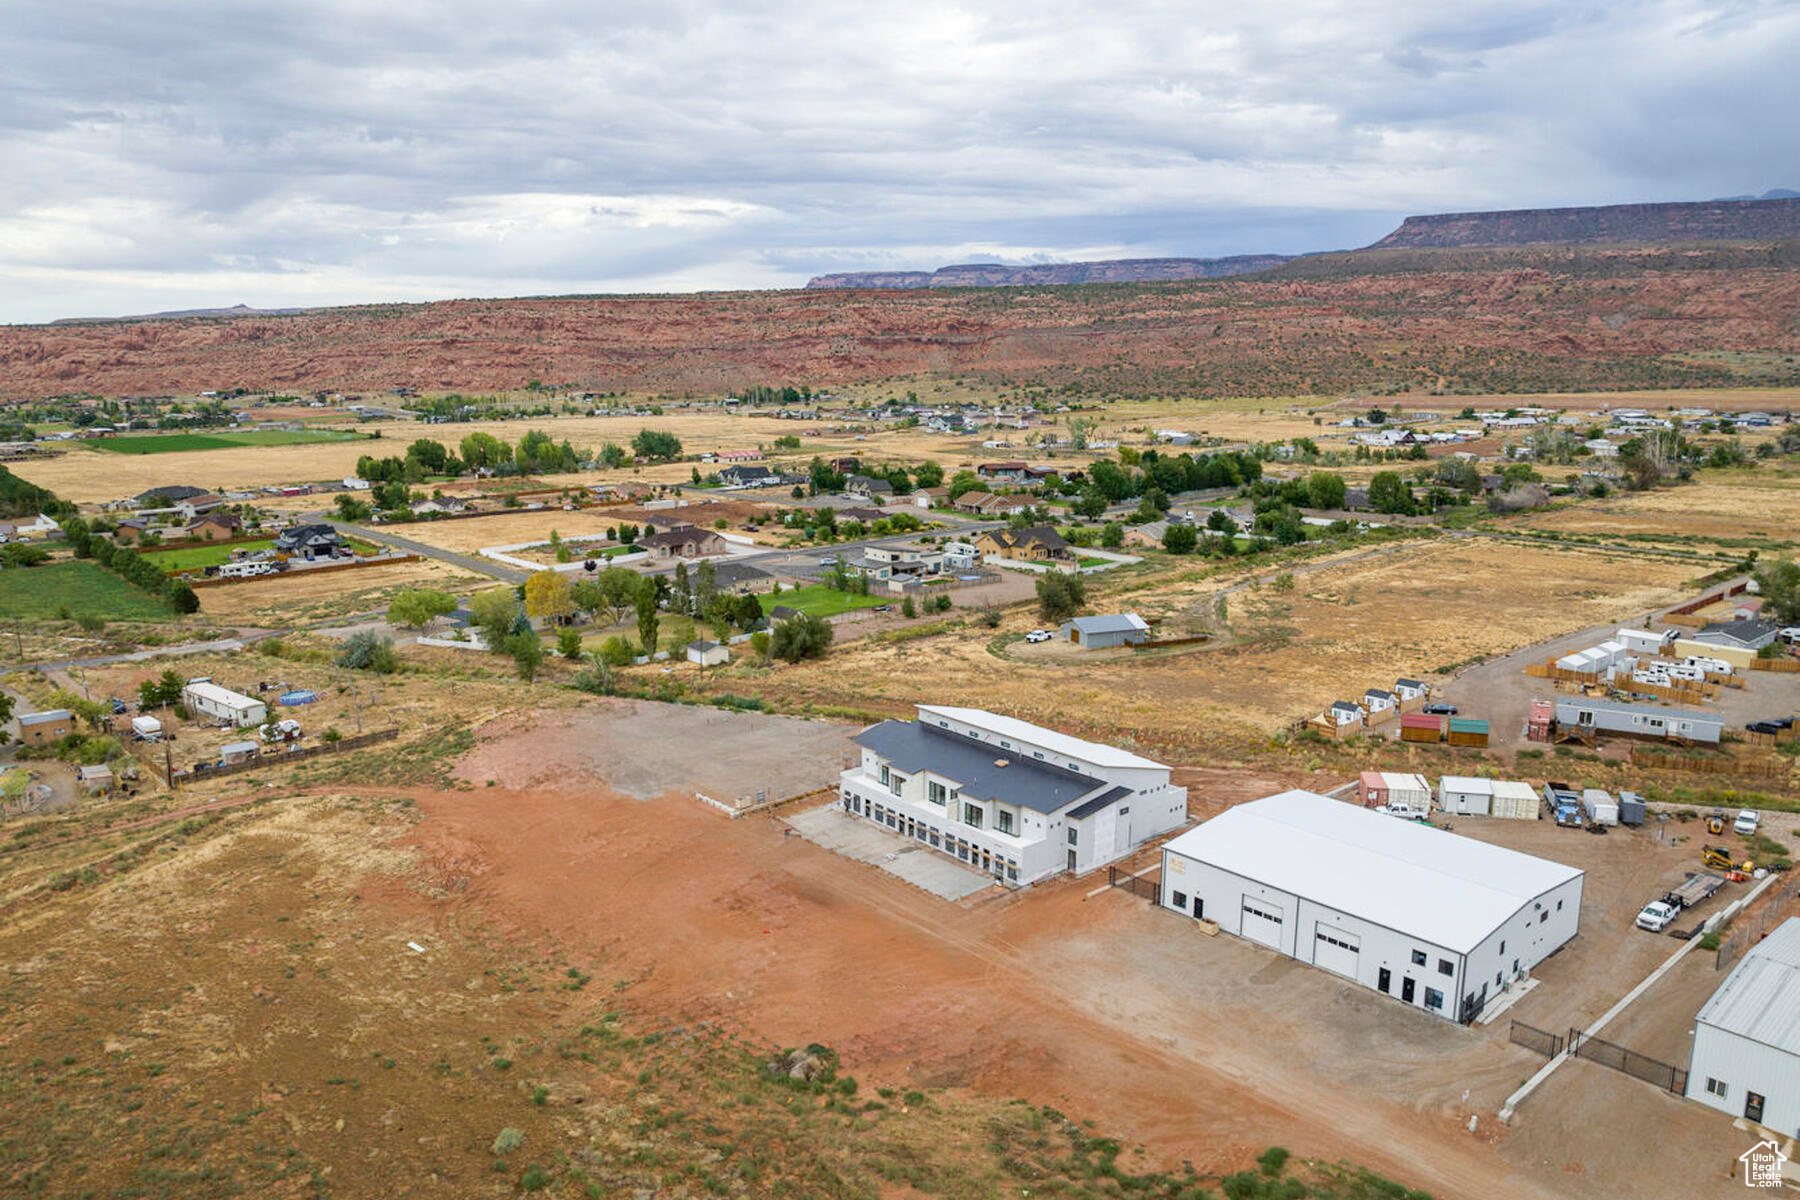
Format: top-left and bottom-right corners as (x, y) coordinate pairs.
(697, 538), (1697, 759)
(192, 557), (488, 625)
(1520, 467), (1800, 544)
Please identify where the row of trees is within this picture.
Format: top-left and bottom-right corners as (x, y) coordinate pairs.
(348, 426), (684, 491)
(58, 514), (200, 613)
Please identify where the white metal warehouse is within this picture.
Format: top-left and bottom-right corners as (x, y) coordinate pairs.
(1686, 918), (1800, 1136)
(1159, 790), (1584, 1023)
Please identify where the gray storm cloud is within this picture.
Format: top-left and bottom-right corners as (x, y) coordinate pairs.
(1, 0), (1795, 321)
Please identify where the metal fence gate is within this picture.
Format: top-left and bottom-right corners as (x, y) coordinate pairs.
(1568, 1028), (1688, 1094)
(1108, 865), (1160, 902)
(1508, 1021), (1564, 1059)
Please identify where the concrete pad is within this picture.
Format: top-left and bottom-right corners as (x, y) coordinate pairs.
(788, 805), (997, 901)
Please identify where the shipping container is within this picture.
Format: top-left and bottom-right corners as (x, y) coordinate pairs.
(1618, 790), (1647, 827)
(1581, 788), (1619, 826)
(1490, 780), (1541, 820)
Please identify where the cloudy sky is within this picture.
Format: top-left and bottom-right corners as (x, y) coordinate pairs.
(2, 0), (1796, 323)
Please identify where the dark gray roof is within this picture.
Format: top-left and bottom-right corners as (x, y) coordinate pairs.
(1395, 677), (1424, 689)
(1696, 619), (1778, 645)
(708, 562), (771, 587)
(134, 484), (207, 502)
(1066, 785), (1133, 820)
(853, 719), (1115, 814)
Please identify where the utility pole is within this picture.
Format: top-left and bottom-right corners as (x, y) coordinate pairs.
(164, 736), (175, 791)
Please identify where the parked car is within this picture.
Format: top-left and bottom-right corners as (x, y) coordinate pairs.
(1734, 809), (1761, 836)
(1747, 720), (1782, 735)
(872, 604), (892, 612)
(1024, 630), (1053, 643)
(1636, 900), (1678, 933)
(1423, 703), (1458, 716)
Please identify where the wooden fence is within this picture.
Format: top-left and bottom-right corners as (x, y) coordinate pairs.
(188, 552), (415, 588)
(156, 728), (401, 785)
(1751, 657), (1800, 673)
(1628, 748), (1789, 778)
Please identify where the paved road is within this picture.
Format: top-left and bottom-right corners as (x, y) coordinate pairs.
(321, 518), (529, 584)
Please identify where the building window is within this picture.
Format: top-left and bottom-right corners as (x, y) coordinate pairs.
(889, 773), (905, 796)
(1424, 988), (1444, 1010)
(1007, 863), (1018, 881)
(1495, 972), (1503, 987)
(929, 832), (941, 848)
(1499, 941), (1505, 955)
(1067, 828), (1078, 845)
(1172, 890), (1188, 910)
(997, 809), (1015, 836)
(1437, 958), (1454, 977)
(879, 764), (890, 788)
(1556, 900), (1563, 911)
(962, 803), (983, 829)
(1410, 950), (1427, 967)
(1706, 1077), (1727, 1098)
(927, 781), (947, 806)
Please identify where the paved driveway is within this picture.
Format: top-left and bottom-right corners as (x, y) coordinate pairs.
(787, 804), (997, 901)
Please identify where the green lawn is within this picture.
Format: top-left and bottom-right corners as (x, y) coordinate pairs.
(142, 538), (276, 572)
(760, 584), (890, 618)
(1076, 555), (1111, 568)
(0, 560), (172, 621)
(92, 429), (369, 455)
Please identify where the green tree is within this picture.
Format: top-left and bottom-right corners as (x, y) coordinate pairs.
(599, 442), (626, 468)
(591, 566), (641, 625)
(470, 587), (522, 650)
(335, 494), (373, 521)
(1368, 471), (1414, 515)
(1162, 523), (1199, 555)
(335, 630), (399, 673)
(168, 581), (201, 614)
(631, 429), (683, 461)
(597, 636), (636, 666)
(771, 612), (833, 662)
(946, 470), (982, 500)
(1101, 521), (1125, 549)
(386, 588), (457, 629)
(407, 438), (449, 473)
(504, 632), (545, 680)
(557, 627), (584, 659)
(914, 461), (944, 488)
(1305, 471), (1347, 510)
(635, 578), (661, 654)
(1755, 558), (1800, 624)
(1034, 572), (1087, 623)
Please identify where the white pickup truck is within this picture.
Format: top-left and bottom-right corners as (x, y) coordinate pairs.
(1636, 900), (1679, 933)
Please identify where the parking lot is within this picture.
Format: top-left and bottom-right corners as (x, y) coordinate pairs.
(787, 802), (998, 900)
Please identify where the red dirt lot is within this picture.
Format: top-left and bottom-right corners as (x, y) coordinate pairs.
(365, 705), (1755, 1199)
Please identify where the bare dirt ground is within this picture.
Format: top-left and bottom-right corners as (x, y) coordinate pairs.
(375, 709), (1758, 1200)
(1522, 468), (1800, 544)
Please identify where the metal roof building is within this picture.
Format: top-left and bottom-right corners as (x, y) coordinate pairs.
(1686, 917), (1800, 1134)
(1160, 790), (1583, 1022)
(1060, 613), (1150, 648)
(1553, 696), (1722, 744)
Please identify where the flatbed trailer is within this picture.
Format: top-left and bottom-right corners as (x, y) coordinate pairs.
(1666, 871), (1726, 910)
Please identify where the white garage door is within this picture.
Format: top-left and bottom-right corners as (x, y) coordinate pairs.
(1313, 924), (1360, 977)
(1240, 898), (1285, 949)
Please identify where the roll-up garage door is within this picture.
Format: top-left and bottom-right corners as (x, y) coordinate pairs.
(1240, 898), (1285, 949)
(1313, 923), (1360, 977)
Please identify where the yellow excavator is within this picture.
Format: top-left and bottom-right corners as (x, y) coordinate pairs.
(1705, 809), (1728, 836)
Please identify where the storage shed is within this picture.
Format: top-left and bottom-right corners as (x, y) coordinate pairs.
(16, 708), (74, 747)
(220, 740), (259, 765)
(1685, 918), (1800, 1133)
(1438, 776), (1493, 816)
(1447, 717), (1490, 747)
(1526, 699), (1554, 743)
(1363, 688), (1397, 715)
(77, 764), (115, 795)
(1400, 712), (1443, 743)
(1617, 627), (1672, 656)
(1489, 780), (1541, 821)
(1159, 790), (1584, 1023)
(1061, 613), (1150, 648)
(685, 640), (730, 667)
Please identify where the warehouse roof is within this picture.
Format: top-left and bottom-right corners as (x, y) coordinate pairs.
(855, 719), (1120, 815)
(1162, 790), (1583, 953)
(914, 705), (1166, 771)
(1696, 918), (1800, 1058)
(1064, 613), (1148, 636)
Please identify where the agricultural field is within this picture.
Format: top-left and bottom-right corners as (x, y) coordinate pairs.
(690, 537), (1699, 761)
(91, 428), (370, 454)
(0, 559), (173, 622)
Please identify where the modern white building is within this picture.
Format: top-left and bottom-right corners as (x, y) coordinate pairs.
(181, 680), (268, 727)
(838, 705), (1188, 886)
(1159, 791), (1584, 1023)
(1687, 918), (1800, 1136)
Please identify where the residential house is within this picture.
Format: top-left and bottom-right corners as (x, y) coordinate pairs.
(184, 512), (242, 540)
(716, 449), (763, 462)
(9, 513), (60, 540)
(835, 507), (887, 525)
(129, 484), (209, 509)
(719, 464), (779, 488)
(769, 605), (802, 622)
(274, 524), (342, 556)
(1393, 678), (1428, 704)
(1693, 620), (1780, 652)
(957, 492), (1030, 518)
(1326, 700), (1365, 727)
(837, 704), (1189, 886)
(342, 476), (371, 491)
(170, 493), (224, 521)
(1363, 688), (1397, 717)
(977, 461), (1033, 484)
(111, 518), (158, 545)
(911, 487), (948, 509)
(975, 526), (1073, 565)
(941, 541), (979, 570)
(638, 524), (727, 560)
(1061, 613), (1149, 648)
(410, 497), (469, 517)
(859, 544), (945, 584)
(843, 474), (894, 502)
